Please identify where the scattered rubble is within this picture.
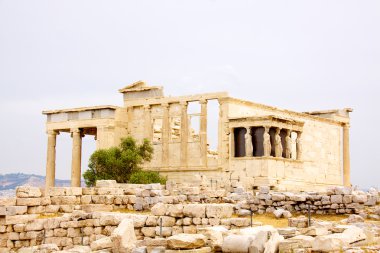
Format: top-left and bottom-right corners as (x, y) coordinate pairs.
(0, 182), (379, 252)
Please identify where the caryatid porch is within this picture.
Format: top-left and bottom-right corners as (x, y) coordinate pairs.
(42, 106), (126, 188)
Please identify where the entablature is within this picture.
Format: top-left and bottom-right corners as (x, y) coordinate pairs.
(228, 115), (304, 132)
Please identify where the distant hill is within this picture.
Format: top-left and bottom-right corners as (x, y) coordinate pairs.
(0, 173), (72, 193)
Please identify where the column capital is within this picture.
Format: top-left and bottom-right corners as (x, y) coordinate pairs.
(199, 99), (207, 105)
(47, 130), (59, 136)
(70, 128), (81, 134)
(179, 101), (188, 106)
(343, 123), (350, 129)
(143, 104), (151, 110)
(161, 103), (170, 108)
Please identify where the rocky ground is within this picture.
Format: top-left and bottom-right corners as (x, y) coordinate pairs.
(1, 182), (380, 253)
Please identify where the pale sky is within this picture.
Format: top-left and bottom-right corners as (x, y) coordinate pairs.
(0, 0), (379, 188)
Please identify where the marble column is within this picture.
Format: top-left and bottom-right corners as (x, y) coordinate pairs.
(143, 105), (152, 140)
(45, 130), (58, 188)
(199, 99), (208, 167)
(180, 101), (188, 168)
(296, 132), (303, 160)
(263, 126), (271, 157)
(161, 103), (170, 168)
(71, 128), (82, 187)
(245, 127), (252, 157)
(343, 123), (351, 186)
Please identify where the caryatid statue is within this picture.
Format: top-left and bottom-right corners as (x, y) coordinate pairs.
(263, 126), (271, 156)
(296, 132), (302, 160)
(285, 130), (292, 159)
(275, 128), (283, 157)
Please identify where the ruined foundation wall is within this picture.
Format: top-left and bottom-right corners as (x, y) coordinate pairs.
(1, 184), (379, 251)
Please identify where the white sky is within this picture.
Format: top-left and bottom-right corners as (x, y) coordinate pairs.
(0, 0), (379, 188)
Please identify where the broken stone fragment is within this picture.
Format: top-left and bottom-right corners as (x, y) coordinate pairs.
(167, 233), (207, 249)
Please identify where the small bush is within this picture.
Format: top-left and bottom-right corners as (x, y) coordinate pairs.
(129, 171), (167, 185)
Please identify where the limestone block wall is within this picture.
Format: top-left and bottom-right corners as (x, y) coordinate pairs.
(1, 184), (379, 251)
(226, 100), (343, 189)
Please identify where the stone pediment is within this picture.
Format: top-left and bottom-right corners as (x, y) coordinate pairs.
(118, 80), (162, 93)
(118, 81), (164, 100)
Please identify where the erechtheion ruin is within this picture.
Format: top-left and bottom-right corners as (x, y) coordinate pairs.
(42, 81), (352, 190)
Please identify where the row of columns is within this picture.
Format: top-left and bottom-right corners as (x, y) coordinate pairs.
(142, 100), (208, 169)
(45, 128), (83, 188)
(236, 123), (351, 187)
(240, 126), (302, 160)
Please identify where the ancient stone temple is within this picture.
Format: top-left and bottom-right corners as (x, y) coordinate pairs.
(42, 81), (352, 190)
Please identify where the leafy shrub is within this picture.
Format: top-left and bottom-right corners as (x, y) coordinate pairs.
(129, 171), (167, 185)
(83, 137), (153, 187)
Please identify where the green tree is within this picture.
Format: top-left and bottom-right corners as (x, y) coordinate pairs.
(129, 171), (167, 185)
(83, 137), (153, 186)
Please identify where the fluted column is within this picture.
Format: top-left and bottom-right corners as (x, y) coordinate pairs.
(245, 127), (252, 157)
(144, 105), (152, 140)
(180, 101), (188, 168)
(343, 123), (351, 186)
(263, 126), (271, 157)
(199, 99), (208, 167)
(161, 103), (170, 168)
(296, 132), (303, 160)
(71, 128), (82, 187)
(45, 130), (59, 188)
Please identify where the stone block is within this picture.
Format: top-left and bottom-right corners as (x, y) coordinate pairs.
(222, 234), (254, 253)
(301, 226), (329, 236)
(181, 187), (200, 195)
(95, 180), (118, 188)
(167, 233), (206, 249)
(54, 228), (68, 237)
(82, 187), (96, 195)
(159, 216), (176, 227)
(67, 227), (81, 237)
(27, 206), (45, 215)
(92, 195), (115, 205)
(152, 203), (167, 216)
(16, 198), (41, 206)
(5, 214), (38, 225)
(96, 187), (124, 195)
(229, 218), (250, 227)
(99, 214), (122, 226)
(51, 196), (78, 205)
(141, 227), (156, 237)
(90, 237), (113, 251)
(331, 195), (343, 204)
(353, 195), (367, 204)
(271, 193), (286, 201)
(16, 186), (42, 198)
(47, 187), (66, 196)
(146, 216), (158, 226)
(155, 226), (173, 237)
(205, 204), (233, 219)
(167, 204), (184, 217)
(59, 205), (74, 213)
(0, 197), (16, 206)
(82, 204), (113, 213)
(183, 204), (206, 218)
(25, 219), (45, 231)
